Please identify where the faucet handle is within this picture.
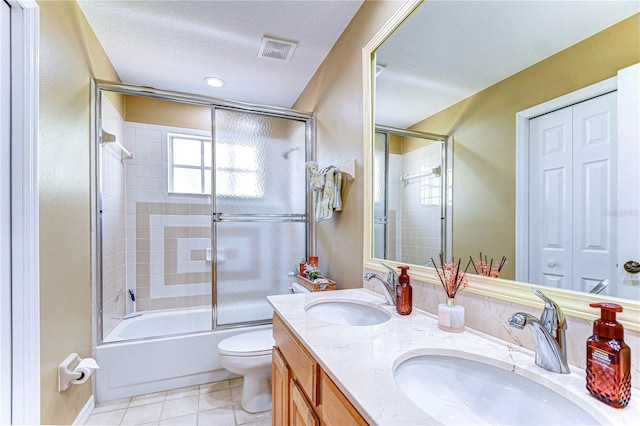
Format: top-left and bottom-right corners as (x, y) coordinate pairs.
(379, 261), (397, 280)
(532, 287), (566, 331)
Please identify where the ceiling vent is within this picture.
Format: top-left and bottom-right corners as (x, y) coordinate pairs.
(258, 37), (298, 61)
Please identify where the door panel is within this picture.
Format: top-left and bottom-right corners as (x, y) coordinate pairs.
(616, 64), (640, 300)
(572, 92), (616, 293)
(373, 132), (387, 259)
(529, 107), (572, 287)
(529, 92), (617, 293)
(213, 107), (309, 326)
(214, 108), (306, 215)
(272, 347), (290, 426)
(215, 221), (305, 325)
(290, 379), (319, 426)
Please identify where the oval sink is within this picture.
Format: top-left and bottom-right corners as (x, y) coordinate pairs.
(305, 300), (391, 326)
(394, 355), (599, 425)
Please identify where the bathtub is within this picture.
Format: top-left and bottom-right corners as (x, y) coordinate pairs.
(95, 306), (272, 402)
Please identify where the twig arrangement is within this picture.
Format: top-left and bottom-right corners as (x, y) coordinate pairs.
(469, 252), (507, 278)
(432, 254), (470, 299)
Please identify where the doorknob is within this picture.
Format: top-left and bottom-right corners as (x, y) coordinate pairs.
(623, 261), (640, 274)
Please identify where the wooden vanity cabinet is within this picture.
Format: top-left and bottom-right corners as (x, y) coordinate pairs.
(272, 313), (368, 426)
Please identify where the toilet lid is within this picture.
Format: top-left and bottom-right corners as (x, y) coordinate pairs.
(218, 329), (274, 357)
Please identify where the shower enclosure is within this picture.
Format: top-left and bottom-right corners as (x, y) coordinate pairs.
(94, 81), (313, 344)
(373, 126), (452, 265)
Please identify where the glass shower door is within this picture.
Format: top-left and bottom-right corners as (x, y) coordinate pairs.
(213, 108), (308, 326)
(373, 131), (388, 260)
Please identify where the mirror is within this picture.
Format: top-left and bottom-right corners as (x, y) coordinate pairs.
(365, 0), (640, 308)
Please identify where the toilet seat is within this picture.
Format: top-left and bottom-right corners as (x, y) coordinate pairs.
(218, 329), (274, 357)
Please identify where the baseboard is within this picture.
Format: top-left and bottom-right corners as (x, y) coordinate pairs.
(73, 395), (95, 425)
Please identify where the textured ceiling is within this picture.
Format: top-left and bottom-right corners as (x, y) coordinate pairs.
(375, 0), (640, 128)
(78, 0), (364, 109)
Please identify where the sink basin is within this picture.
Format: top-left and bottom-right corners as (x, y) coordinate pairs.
(394, 355), (599, 425)
(304, 300), (391, 326)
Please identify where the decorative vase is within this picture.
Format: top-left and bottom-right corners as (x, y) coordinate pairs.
(438, 297), (465, 332)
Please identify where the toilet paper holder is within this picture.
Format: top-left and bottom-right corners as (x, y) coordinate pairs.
(58, 353), (100, 392)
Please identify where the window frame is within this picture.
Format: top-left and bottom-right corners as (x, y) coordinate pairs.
(168, 132), (212, 196)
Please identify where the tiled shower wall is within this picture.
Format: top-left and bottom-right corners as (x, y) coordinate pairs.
(389, 143), (442, 265)
(124, 122), (212, 313)
(101, 97), (127, 337)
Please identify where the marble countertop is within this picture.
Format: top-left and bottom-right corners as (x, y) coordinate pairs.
(267, 288), (639, 426)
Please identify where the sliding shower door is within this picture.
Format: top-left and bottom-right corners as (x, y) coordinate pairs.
(213, 108), (309, 326)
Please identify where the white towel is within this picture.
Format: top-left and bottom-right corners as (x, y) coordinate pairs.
(306, 161), (343, 221)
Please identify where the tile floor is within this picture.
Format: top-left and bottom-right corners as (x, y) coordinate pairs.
(86, 378), (272, 426)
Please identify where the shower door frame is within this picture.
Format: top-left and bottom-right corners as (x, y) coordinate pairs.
(92, 80), (315, 344)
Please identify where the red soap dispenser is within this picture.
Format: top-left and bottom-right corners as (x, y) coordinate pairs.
(586, 303), (631, 408)
(396, 265), (412, 315)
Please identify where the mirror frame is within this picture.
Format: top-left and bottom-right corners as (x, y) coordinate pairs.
(362, 0), (640, 331)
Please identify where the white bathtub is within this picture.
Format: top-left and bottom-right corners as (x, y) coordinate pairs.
(95, 307), (272, 402)
(103, 307), (213, 342)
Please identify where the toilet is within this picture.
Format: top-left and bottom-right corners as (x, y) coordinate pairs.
(217, 283), (310, 413)
(218, 328), (275, 413)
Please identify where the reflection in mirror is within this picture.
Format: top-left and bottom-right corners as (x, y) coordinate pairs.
(373, 126), (451, 265)
(371, 0), (640, 300)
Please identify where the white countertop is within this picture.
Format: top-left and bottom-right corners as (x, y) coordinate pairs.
(267, 288), (639, 426)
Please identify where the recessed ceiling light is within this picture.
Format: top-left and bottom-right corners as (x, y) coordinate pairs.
(204, 77), (225, 88)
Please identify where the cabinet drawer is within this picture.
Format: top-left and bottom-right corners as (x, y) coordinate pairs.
(320, 370), (368, 426)
(273, 313), (318, 405)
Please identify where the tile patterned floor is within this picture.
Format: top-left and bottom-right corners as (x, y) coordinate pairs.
(86, 378), (272, 426)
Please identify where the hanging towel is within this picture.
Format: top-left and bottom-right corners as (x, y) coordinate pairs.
(306, 161), (343, 221)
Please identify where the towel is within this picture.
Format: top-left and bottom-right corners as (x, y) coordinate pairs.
(306, 161), (343, 221)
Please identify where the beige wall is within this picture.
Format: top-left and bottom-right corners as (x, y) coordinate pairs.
(294, 0), (404, 288)
(124, 95), (211, 131)
(410, 14), (640, 280)
(39, 0), (120, 423)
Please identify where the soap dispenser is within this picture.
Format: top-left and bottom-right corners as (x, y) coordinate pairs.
(586, 303), (631, 408)
(396, 265), (412, 315)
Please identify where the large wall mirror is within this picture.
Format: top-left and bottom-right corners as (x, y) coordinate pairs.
(363, 0), (639, 328)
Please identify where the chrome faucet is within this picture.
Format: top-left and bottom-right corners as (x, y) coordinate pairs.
(363, 262), (397, 305)
(508, 287), (570, 374)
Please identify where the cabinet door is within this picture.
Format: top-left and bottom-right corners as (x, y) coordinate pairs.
(290, 379), (319, 426)
(272, 347), (290, 426)
(320, 371), (368, 426)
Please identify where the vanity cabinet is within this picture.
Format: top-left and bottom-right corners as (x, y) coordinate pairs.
(272, 313), (368, 426)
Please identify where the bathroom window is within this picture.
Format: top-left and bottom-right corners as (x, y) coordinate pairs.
(168, 133), (212, 195)
(420, 175), (440, 206)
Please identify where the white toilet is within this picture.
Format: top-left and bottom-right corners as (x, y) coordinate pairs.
(217, 283), (310, 413)
(218, 328), (275, 413)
